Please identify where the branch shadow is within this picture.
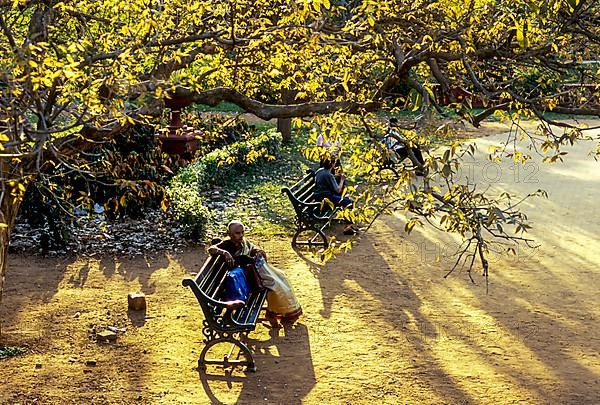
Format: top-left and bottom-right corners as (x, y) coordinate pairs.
(293, 227), (478, 403)
(0, 250), (184, 403)
(394, 206), (600, 402)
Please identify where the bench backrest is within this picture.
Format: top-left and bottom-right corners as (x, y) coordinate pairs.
(289, 170), (317, 202)
(183, 254), (267, 333)
(282, 169), (341, 223)
(182, 255), (234, 330)
(281, 170), (318, 215)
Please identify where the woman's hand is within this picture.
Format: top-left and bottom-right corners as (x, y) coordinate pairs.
(255, 249), (267, 262)
(221, 250), (234, 266)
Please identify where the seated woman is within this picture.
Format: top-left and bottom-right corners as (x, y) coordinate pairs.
(313, 158), (353, 207)
(208, 220), (302, 325)
(385, 117), (425, 176)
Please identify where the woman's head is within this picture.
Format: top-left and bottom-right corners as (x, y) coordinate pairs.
(320, 157), (333, 170)
(227, 220), (245, 244)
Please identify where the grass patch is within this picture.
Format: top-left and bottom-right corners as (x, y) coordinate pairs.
(541, 112), (599, 121)
(0, 346), (27, 359)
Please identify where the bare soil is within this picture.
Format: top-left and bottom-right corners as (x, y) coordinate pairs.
(1, 120), (599, 404)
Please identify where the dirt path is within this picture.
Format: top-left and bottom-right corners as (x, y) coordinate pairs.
(1, 120), (600, 404)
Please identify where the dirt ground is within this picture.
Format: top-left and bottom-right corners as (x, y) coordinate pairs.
(1, 120), (600, 404)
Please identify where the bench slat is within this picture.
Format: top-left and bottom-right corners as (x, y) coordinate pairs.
(199, 259), (228, 300)
(232, 289), (268, 326)
(295, 183), (316, 202)
(289, 172), (314, 192)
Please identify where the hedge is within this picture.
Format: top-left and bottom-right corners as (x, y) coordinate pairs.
(166, 128), (283, 238)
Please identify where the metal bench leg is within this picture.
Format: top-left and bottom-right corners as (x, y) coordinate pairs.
(292, 226), (328, 248)
(198, 336), (256, 372)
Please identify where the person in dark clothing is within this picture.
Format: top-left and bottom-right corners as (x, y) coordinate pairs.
(313, 158), (353, 207)
(208, 220), (302, 325)
(385, 117), (426, 175)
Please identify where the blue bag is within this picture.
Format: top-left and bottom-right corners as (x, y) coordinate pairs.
(222, 266), (250, 303)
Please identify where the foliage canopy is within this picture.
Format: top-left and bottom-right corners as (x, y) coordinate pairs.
(0, 0), (598, 298)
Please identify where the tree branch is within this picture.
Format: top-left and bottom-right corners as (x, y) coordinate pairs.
(84, 31), (227, 65)
(471, 102), (511, 127)
(177, 87), (381, 120)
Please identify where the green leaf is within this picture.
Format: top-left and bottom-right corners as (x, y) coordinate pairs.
(442, 164), (452, 178)
(565, 0), (580, 12)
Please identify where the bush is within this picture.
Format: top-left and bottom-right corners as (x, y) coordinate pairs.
(17, 125), (182, 248)
(165, 128), (282, 238)
(175, 127), (282, 191)
(166, 181), (211, 239)
(0, 346), (27, 359)
(99, 125), (180, 220)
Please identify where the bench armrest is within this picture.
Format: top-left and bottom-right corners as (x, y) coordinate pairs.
(182, 278), (240, 310)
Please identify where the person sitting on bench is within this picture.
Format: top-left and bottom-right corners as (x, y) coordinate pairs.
(209, 220), (302, 326)
(385, 117), (425, 176)
(313, 158), (353, 208)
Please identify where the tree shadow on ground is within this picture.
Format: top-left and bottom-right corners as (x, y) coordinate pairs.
(389, 206), (600, 403)
(293, 227), (479, 403)
(0, 251), (180, 403)
(61, 252), (172, 295)
(1, 254), (72, 343)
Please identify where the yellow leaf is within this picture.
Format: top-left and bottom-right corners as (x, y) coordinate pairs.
(160, 199), (169, 212)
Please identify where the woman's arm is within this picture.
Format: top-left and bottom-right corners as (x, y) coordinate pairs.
(246, 240), (267, 261)
(208, 243), (235, 266)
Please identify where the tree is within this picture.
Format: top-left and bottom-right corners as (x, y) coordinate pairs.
(0, 0), (598, 307)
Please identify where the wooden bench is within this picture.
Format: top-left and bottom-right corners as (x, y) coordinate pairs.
(182, 254), (268, 372)
(281, 169), (339, 248)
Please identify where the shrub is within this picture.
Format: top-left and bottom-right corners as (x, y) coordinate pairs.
(16, 125), (182, 248)
(176, 128), (282, 191)
(166, 181), (211, 239)
(165, 128), (282, 238)
(99, 125), (180, 220)
(0, 346), (27, 359)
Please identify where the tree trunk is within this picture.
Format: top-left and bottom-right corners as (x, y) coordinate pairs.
(277, 89), (297, 142)
(277, 117), (292, 142)
(0, 190), (22, 336)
